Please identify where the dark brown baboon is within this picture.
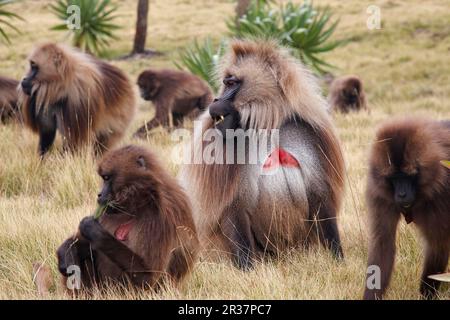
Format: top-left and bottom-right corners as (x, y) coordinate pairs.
(328, 75), (367, 113)
(0, 75), (20, 123)
(18, 43), (136, 156)
(56, 145), (198, 291)
(179, 40), (346, 269)
(364, 117), (450, 300)
(134, 69), (213, 138)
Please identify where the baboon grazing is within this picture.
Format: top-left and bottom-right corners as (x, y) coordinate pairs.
(134, 69), (213, 138)
(328, 75), (367, 113)
(364, 117), (450, 300)
(57, 145), (198, 291)
(18, 43), (136, 156)
(179, 40), (346, 269)
(0, 75), (20, 123)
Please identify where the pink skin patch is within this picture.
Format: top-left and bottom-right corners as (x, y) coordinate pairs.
(262, 148), (300, 173)
(114, 220), (134, 241)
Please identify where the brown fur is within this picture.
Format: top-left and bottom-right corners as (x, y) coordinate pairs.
(0, 75), (20, 123)
(328, 75), (367, 113)
(364, 117), (450, 299)
(56, 145), (198, 292)
(179, 40), (345, 264)
(134, 69), (213, 137)
(19, 43), (135, 154)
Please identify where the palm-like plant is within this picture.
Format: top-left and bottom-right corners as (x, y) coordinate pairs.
(229, 1), (343, 73)
(50, 0), (120, 56)
(0, 0), (23, 44)
(175, 38), (226, 93)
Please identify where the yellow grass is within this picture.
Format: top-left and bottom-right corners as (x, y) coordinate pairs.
(0, 0), (449, 299)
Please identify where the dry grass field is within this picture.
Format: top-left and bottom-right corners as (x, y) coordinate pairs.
(0, 0), (449, 299)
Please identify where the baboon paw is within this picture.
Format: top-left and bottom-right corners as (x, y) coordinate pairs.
(79, 216), (105, 242)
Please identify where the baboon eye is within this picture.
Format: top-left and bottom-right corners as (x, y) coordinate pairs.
(102, 175), (110, 181)
(30, 61), (38, 70)
(223, 76), (240, 87)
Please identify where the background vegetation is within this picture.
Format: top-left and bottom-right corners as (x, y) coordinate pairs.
(0, 0), (449, 299)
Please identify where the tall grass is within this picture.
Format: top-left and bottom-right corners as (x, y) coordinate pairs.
(0, 0), (449, 299)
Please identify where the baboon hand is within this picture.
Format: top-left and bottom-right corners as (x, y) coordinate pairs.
(79, 216), (108, 243)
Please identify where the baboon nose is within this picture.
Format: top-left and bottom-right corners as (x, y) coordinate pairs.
(398, 191), (406, 198)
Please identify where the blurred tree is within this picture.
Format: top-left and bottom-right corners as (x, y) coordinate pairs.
(132, 0), (149, 54)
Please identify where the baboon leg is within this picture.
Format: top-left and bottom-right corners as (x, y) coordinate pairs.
(167, 248), (192, 284)
(134, 100), (172, 138)
(94, 131), (123, 156)
(57, 235), (97, 289)
(172, 112), (185, 127)
(420, 241), (449, 300)
(317, 203), (344, 260)
(363, 207), (400, 300)
(221, 209), (256, 270)
(78, 217), (158, 287)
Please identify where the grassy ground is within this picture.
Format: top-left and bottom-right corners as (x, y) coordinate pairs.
(0, 0), (449, 299)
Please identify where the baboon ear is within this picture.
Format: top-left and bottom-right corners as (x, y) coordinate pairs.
(137, 156), (146, 169)
(53, 51), (67, 75)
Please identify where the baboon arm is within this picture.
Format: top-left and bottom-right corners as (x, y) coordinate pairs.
(363, 204), (400, 300)
(78, 217), (158, 288)
(221, 209), (256, 270)
(420, 241), (449, 299)
(316, 203), (344, 260)
(37, 114), (57, 156)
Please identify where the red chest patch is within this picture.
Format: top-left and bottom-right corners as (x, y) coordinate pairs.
(114, 220), (134, 241)
(262, 148), (300, 173)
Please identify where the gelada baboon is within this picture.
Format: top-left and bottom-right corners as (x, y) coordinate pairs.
(328, 75), (367, 113)
(134, 69), (213, 138)
(0, 75), (20, 123)
(57, 145), (198, 291)
(179, 40), (345, 269)
(19, 43), (136, 156)
(364, 117), (450, 300)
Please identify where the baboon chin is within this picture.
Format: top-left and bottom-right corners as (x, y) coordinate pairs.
(328, 75), (367, 113)
(179, 39), (346, 269)
(57, 145), (198, 292)
(18, 43), (136, 156)
(364, 117), (450, 300)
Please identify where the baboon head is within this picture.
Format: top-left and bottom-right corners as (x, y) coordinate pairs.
(137, 71), (161, 101)
(209, 40), (303, 135)
(340, 76), (362, 108)
(97, 145), (160, 214)
(369, 119), (447, 211)
(20, 43), (68, 96)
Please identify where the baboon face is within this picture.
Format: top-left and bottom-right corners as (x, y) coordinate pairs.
(209, 55), (282, 135)
(137, 71), (160, 101)
(371, 121), (444, 209)
(21, 44), (64, 95)
(97, 146), (153, 211)
(341, 79), (361, 106)
(209, 75), (242, 136)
